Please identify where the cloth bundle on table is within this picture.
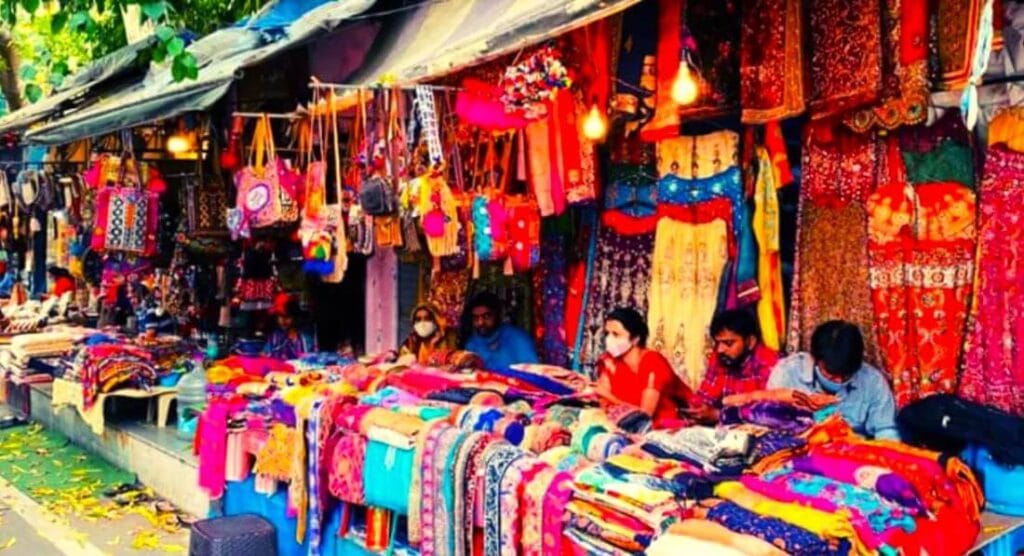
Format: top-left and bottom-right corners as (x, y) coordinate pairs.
(867, 169), (976, 408)
(578, 210), (656, 375)
(960, 145), (1024, 416)
(701, 500), (850, 555)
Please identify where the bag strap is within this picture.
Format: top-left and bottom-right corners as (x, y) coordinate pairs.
(250, 116), (267, 172)
(331, 89), (343, 206)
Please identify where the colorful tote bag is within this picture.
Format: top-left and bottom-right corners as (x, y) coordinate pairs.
(231, 115), (298, 234)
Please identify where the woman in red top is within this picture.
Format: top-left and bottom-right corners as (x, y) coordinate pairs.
(596, 307), (690, 427)
(48, 266), (75, 298)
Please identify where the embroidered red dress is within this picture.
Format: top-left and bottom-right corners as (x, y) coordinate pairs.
(868, 180), (976, 408)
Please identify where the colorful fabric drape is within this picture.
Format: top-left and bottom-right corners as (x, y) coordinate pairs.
(807, 0), (883, 119)
(960, 146), (1024, 416)
(739, 0), (806, 123)
(787, 125), (879, 362)
(787, 203), (879, 364)
(534, 220), (569, 367)
(648, 218), (730, 388)
(655, 131), (739, 180)
(753, 146), (785, 350)
(867, 180), (976, 408)
(579, 211), (656, 375)
(844, 0), (929, 132)
(937, 0), (1005, 90)
(640, 0), (683, 142)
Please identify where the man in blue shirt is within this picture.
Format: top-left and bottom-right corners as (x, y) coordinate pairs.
(767, 320), (899, 440)
(463, 292), (539, 370)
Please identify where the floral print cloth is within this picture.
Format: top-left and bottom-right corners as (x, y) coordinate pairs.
(960, 146), (1024, 416)
(867, 177), (976, 408)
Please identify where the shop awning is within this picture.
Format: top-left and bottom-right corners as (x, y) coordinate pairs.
(345, 0), (642, 86)
(24, 0), (375, 145)
(0, 35), (159, 136)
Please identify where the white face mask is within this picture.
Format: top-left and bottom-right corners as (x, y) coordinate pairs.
(414, 321), (438, 339)
(605, 336), (634, 358)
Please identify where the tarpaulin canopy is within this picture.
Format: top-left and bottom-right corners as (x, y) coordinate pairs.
(0, 34), (159, 136)
(345, 0), (642, 86)
(25, 0), (375, 145)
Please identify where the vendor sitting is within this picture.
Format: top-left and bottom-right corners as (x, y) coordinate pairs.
(684, 309), (778, 424)
(47, 266), (75, 298)
(399, 302), (456, 365)
(768, 320), (899, 440)
(264, 298), (317, 360)
(463, 292), (538, 370)
(596, 307), (687, 427)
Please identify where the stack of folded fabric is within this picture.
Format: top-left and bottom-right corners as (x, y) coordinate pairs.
(0, 330), (82, 383)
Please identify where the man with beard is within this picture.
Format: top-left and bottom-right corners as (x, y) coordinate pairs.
(462, 292), (539, 371)
(683, 309), (778, 424)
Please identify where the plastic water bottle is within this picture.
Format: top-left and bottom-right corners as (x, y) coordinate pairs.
(175, 361), (207, 441)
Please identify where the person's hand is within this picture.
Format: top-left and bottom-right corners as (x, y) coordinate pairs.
(683, 404), (720, 424)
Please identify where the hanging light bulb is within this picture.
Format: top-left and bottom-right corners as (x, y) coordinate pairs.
(582, 103), (608, 141)
(166, 134), (191, 154)
(671, 61), (700, 105)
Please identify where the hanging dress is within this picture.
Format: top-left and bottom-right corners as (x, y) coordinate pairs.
(579, 210), (657, 376)
(960, 145), (1024, 416)
(648, 217), (730, 388)
(868, 178), (976, 409)
(786, 124), (880, 363)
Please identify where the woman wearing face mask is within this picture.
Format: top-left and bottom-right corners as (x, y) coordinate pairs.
(399, 303), (456, 364)
(596, 307), (690, 427)
(768, 320), (900, 440)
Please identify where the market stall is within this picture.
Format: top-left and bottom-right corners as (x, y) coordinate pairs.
(1, 0), (1024, 554)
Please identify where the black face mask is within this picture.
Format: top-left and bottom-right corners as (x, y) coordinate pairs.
(717, 347), (751, 370)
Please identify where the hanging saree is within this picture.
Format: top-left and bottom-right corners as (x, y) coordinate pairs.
(579, 210), (656, 376)
(807, 0), (883, 119)
(739, 0), (806, 123)
(753, 147), (785, 351)
(534, 219), (569, 367)
(648, 218), (730, 388)
(786, 125), (879, 362)
(960, 146), (1024, 416)
(655, 131), (739, 180)
(844, 0), (929, 132)
(937, 0), (1005, 91)
(868, 180), (976, 408)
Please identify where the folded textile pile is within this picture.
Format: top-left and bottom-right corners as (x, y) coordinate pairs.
(72, 343), (161, 410)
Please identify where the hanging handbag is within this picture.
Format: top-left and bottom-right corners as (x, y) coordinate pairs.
(359, 91), (400, 217)
(299, 96), (335, 275)
(319, 89), (351, 283)
(184, 129), (229, 237)
(232, 115), (298, 232)
(91, 155), (160, 256)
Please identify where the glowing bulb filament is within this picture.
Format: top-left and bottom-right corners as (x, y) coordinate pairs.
(582, 103), (608, 141)
(166, 134), (191, 154)
(671, 62), (700, 106)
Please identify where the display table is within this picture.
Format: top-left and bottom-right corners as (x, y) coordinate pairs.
(51, 377), (177, 435)
(973, 512), (1024, 554)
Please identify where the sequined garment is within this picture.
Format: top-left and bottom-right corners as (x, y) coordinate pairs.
(807, 0), (883, 119)
(960, 146), (1024, 416)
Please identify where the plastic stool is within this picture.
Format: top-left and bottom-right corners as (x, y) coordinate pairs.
(982, 526), (1024, 556)
(189, 514), (277, 556)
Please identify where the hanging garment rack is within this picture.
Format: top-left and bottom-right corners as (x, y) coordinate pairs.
(232, 112), (303, 120)
(308, 80), (462, 92)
